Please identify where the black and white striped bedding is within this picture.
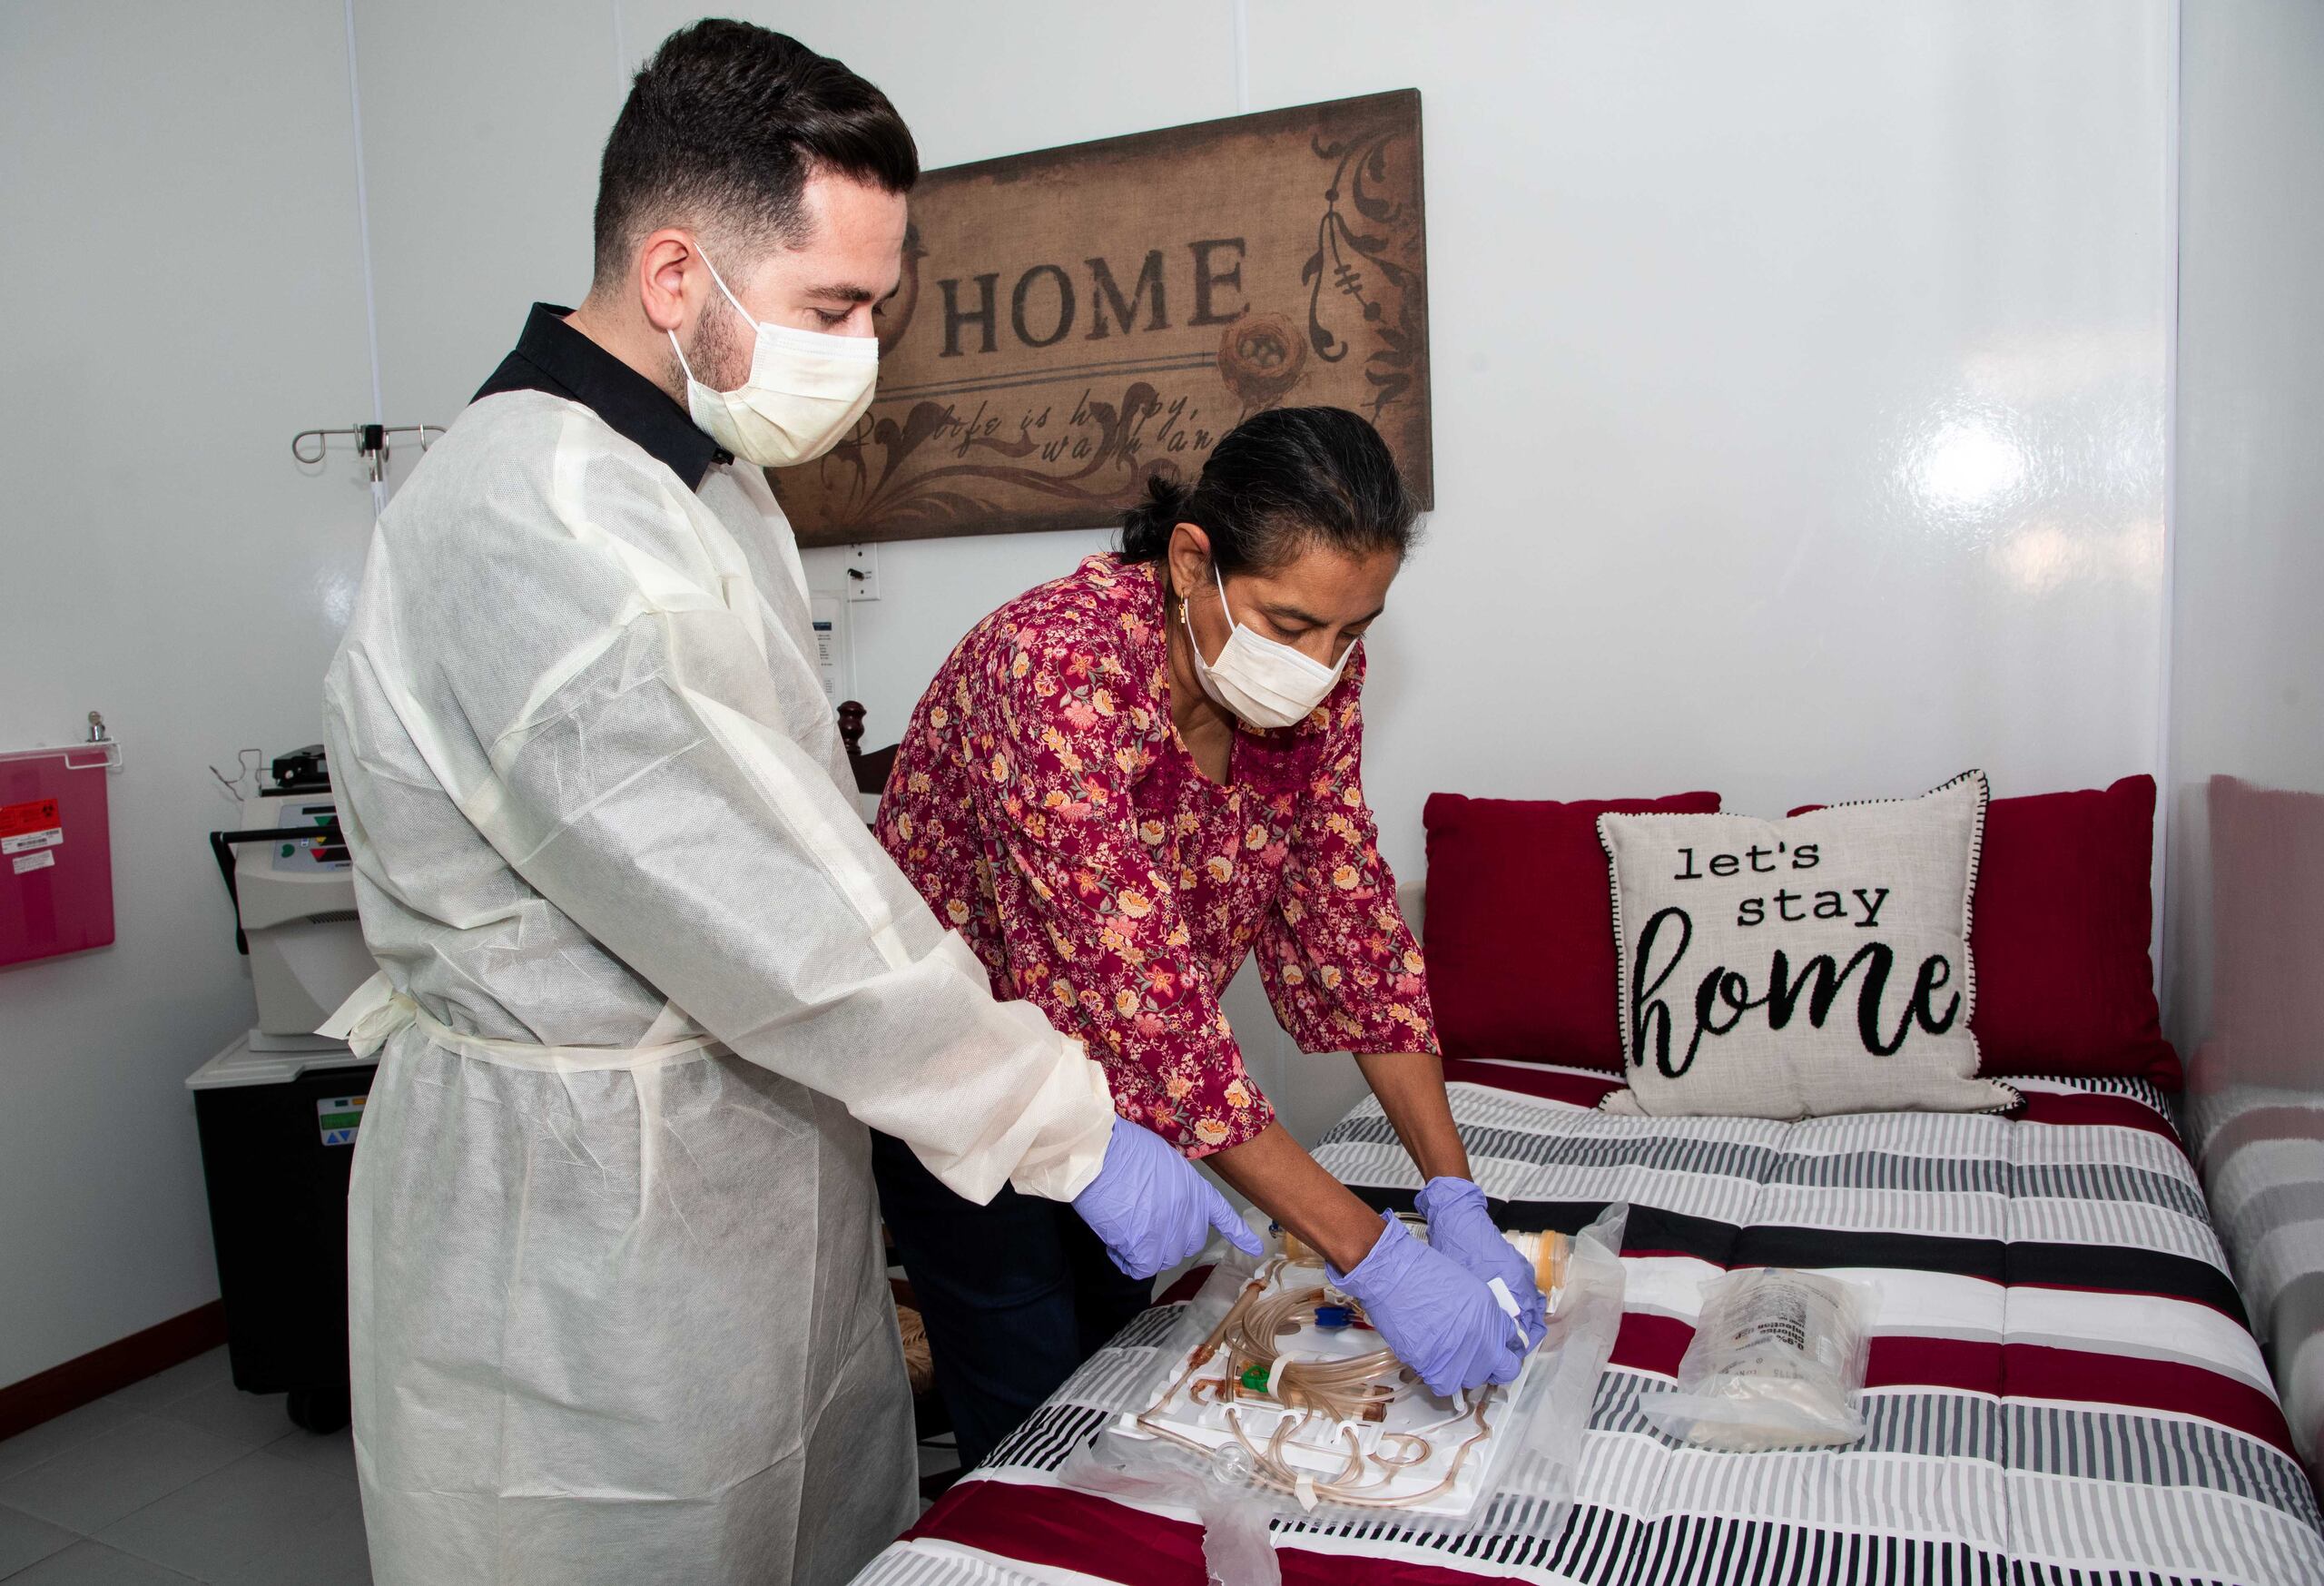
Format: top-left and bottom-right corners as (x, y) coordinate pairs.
(858, 1066), (2324, 1586)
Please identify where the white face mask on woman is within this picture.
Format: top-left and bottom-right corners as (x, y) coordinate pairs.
(668, 248), (878, 468)
(1184, 561), (1353, 730)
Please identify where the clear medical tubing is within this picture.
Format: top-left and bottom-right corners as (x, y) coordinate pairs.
(1064, 1204), (1629, 1586)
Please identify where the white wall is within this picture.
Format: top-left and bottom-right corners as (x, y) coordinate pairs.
(0, 3), (378, 1383)
(2163, 0), (2324, 1467)
(2164, 0), (2324, 1051)
(0, 0), (2184, 1380)
(347, 0), (2175, 1144)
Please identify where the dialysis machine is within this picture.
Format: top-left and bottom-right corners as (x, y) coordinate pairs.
(207, 745), (375, 1049)
(192, 745), (379, 1432)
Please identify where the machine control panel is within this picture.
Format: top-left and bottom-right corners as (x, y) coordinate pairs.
(270, 802), (350, 872)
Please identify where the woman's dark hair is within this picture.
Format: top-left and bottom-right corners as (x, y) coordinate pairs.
(594, 20), (918, 285)
(1118, 407), (1419, 573)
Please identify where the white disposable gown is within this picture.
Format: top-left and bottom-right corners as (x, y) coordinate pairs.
(319, 390), (1116, 1586)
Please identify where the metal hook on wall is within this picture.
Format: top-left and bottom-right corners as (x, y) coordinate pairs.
(82, 711), (123, 773)
(0, 712), (123, 774)
(290, 422), (447, 483)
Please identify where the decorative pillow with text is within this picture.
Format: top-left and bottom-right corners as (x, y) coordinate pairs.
(1596, 771), (2018, 1118)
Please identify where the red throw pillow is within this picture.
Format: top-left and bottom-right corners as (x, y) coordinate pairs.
(1791, 776), (2178, 1085)
(1423, 791), (1722, 1071)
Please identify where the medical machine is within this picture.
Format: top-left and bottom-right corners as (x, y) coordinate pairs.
(192, 745), (378, 1433)
(186, 1033), (373, 1433)
(207, 746), (376, 1050)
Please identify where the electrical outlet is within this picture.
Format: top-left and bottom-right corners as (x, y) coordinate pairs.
(844, 542), (881, 602)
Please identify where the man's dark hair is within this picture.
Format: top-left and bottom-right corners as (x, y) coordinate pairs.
(593, 20), (918, 284)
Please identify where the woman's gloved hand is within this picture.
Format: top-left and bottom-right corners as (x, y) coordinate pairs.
(1325, 1211), (1531, 1396)
(1072, 1116), (1264, 1278)
(1414, 1176), (1548, 1345)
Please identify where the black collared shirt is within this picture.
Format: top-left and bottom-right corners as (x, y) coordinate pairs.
(475, 303), (732, 490)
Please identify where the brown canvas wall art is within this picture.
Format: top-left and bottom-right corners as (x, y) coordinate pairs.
(772, 89), (1432, 546)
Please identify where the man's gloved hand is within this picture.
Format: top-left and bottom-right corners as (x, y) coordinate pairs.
(1414, 1176), (1548, 1345)
(1325, 1211), (1530, 1397)
(1072, 1116), (1264, 1279)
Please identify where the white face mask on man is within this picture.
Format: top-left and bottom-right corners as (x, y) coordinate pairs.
(669, 246), (878, 468)
(1183, 561), (1353, 730)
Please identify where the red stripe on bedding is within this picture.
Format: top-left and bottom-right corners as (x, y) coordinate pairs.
(1611, 1314), (2292, 1453)
(906, 1484), (1181, 1585)
(1979, 1342), (2295, 1455)
(908, 1480), (1512, 1585)
(1610, 1310), (1694, 1374)
(1442, 1060), (2179, 1146)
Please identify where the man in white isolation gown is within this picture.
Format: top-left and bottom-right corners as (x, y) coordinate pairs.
(318, 22), (1250, 1585)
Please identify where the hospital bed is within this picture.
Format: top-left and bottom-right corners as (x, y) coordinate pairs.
(852, 965), (2321, 1579)
(859, 1057), (2324, 1584)
(832, 719), (2324, 1583)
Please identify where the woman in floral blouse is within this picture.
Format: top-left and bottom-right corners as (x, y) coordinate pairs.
(872, 408), (1539, 1468)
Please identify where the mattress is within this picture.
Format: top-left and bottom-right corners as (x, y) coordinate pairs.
(857, 1062), (2324, 1586)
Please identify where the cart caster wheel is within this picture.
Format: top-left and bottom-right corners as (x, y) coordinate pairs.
(287, 1387), (350, 1433)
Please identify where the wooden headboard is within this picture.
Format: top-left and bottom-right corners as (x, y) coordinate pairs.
(835, 701), (896, 796)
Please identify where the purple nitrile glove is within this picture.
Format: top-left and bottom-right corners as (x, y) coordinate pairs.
(1414, 1176), (1548, 1346)
(1072, 1116), (1264, 1279)
(1325, 1211), (1529, 1397)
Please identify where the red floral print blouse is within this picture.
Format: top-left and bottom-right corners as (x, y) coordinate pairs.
(875, 554), (1438, 1157)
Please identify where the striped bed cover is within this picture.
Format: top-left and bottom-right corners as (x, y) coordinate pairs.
(858, 1062), (2324, 1586)
(2188, 1079), (2324, 1491)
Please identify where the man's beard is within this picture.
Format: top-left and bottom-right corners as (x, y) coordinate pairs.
(680, 290), (752, 396)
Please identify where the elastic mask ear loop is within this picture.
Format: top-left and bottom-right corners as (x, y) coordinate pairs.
(694, 247), (756, 325)
(1184, 560), (1232, 675)
(669, 243), (756, 387)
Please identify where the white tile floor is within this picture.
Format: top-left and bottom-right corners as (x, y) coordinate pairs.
(0, 1351), (367, 1585)
(0, 1348), (965, 1583)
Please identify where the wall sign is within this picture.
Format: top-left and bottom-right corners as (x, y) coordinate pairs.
(773, 90), (1432, 546)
